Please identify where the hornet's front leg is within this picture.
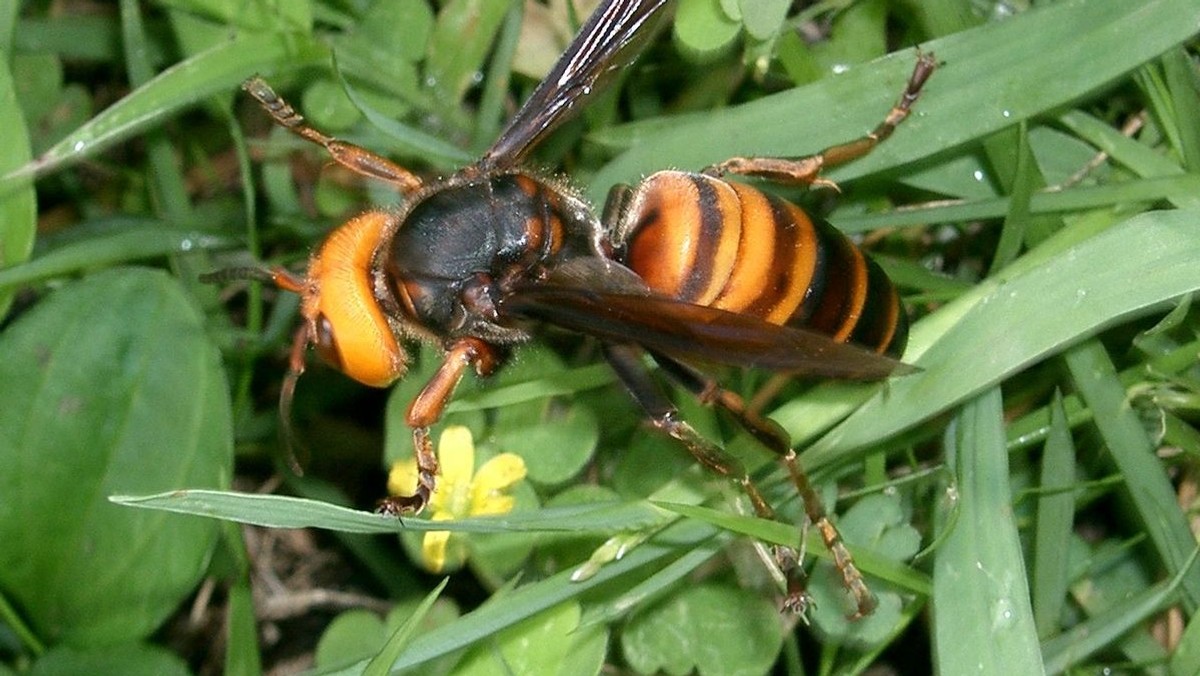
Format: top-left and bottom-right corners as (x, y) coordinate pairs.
(243, 77), (425, 194)
(377, 338), (499, 515)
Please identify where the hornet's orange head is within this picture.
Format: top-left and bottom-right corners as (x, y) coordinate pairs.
(296, 210), (408, 387)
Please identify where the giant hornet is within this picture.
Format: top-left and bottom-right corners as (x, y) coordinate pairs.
(212, 0), (935, 618)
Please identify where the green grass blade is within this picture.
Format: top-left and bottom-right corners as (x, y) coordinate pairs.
(119, 0), (192, 223)
(1161, 47), (1200, 173)
(0, 588), (44, 656)
(0, 224), (234, 291)
(656, 500), (932, 596)
(321, 518), (720, 675)
(1042, 547), (1200, 674)
(578, 541), (724, 629)
(1, 31), (327, 187)
(1063, 340), (1200, 610)
(336, 64), (474, 166)
(445, 363), (616, 413)
(112, 490), (670, 535)
(1006, 338), (1200, 453)
(364, 578), (449, 676)
(1171, 594), (1200, 676)
(933, 388), (1043, 675)
(224, 581), (262, 676)
(0, 45), (36, 318)
(834, 174), (1200, 232)
(989, 121), (1037, 274)
(1031, 391), (1076, 639)
(1056, 110), (1191, 183)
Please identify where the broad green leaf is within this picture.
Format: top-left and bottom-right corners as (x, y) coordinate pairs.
(0, 268), (231, 646)
(302, 78), (364, 131)
(673, 0), (741, 62)
(314, 596), (461, 674)
(554, 616), (608, 676)
(329, 0), (430, 115)
(455, 601), (597, 676)
(345, 0), (433, 66)
(12, 54), (93, 157)
(446, 362), (615, 413)
(338, 70), (475, 169)
(495, 400), (598, 486)
(28, 643), (190, 676)
(621, 583), (781, 676)
(808, 0), (886, 69)
(613, 431), (698, 499)
(386, 597), (463, 676)
(317, 610), (388, 670)
(11, 14), (127, 62)
(737, 0), (790, 42)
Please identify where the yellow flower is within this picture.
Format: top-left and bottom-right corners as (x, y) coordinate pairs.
(387, 426), (527, 572)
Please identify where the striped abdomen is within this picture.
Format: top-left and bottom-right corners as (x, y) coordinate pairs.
(615, 170), (907, 357)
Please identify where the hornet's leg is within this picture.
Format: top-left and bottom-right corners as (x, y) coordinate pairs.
(705, 52), (937, 193)
(604, 343), (812, 613)
(243, 77), (424, 193)
(651, 352), (876, 619)
(378, 338), (499, 515)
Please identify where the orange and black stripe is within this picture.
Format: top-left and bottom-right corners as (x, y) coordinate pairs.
(618, 170), (907, 357)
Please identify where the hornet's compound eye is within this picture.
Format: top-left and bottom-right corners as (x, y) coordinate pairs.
(309, 297), (407, 388)
(313, 314), (344, 372)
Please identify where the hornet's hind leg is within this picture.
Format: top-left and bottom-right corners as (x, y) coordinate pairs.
(650, 352), (876, 619)
(605, 343), (822, 616)
(705, 52), (937, 192)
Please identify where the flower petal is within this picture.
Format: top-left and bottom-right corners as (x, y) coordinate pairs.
(474, 453), (527, 490)
(386, 459), (418, 497)
(473, 494), (516, 517)
(470, 453), (527, 515)
(438, 426), (476, 487)
(422, 530), (451, 573)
